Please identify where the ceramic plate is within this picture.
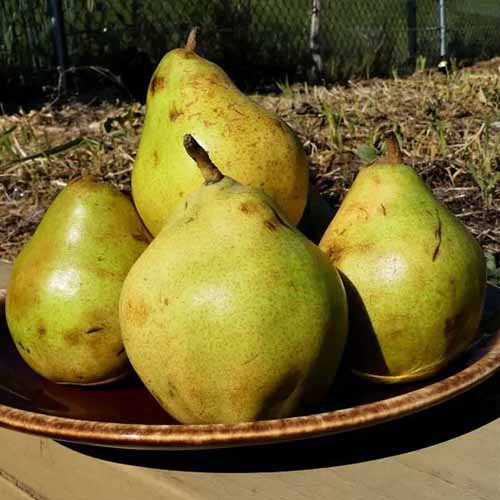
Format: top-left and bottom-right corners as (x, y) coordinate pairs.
(0, 287), (499, 450)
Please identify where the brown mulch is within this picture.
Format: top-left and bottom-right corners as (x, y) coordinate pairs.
(1, 59), (499, 263)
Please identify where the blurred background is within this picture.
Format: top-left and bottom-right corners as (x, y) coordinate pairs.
(2, 0), (500, 105)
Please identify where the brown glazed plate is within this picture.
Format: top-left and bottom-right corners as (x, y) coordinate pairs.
(0, 286), (499, 451)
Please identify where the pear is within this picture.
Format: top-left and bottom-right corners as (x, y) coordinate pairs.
(131, 28), (309, 235)
(6, 178), (150, 385)
(320, 135), (486, 383)
(120, 135), (348, 424)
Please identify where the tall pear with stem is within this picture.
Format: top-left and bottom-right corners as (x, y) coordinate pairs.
(131, 28), (309, 236)
(120, 135), (348, 424)
(320, 134), (486, 383)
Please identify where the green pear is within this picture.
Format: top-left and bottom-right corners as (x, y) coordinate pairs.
(132, 29), (309, 235)
(320, 135), (486, 383)
(6, 178), (151, 385)
(120, 135), (348, 424)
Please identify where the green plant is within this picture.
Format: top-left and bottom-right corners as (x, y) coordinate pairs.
(322, 105), (345, 151)
(426, 102), (449, 154)
(467, 119), (500, 209)
(416, 55), (427, 72)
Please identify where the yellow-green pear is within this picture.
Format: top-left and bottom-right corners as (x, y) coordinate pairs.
(6, 178), (151, 385)
(132, 29), (309, 235)
(120, 135), (347, 424)
(320, 135), (486, 383)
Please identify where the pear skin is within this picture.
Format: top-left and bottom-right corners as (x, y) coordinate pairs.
(120, 135), (347, 424)
(6, 178), (151, 385)
(132, 29), (309, 235)
(320, 135), (486, 383)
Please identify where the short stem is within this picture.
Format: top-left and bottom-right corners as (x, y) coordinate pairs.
(185, 27), (199, 52)
(183, 134), (224, 184)
(377, 132), (403, 164)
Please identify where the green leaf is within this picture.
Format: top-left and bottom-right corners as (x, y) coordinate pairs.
(1, 137), (88, 170)
(0, 125), (16, 141)
(355, 144), (378, 163)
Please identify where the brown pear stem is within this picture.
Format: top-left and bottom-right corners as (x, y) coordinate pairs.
(377, 132), (403, 164)
(185, 27), (199, 52)
(183, 134), (224, 184)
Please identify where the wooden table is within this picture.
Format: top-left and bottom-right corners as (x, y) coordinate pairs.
(0, 261), (498, 500)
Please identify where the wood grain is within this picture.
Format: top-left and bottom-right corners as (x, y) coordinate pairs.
(0, 422), (498, 500)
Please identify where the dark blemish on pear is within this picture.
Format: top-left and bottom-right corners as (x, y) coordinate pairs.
(239, 202), (258, 214)
(116, 347), (125, 356)
(348, 204), (369, 221)
(289, 281), (298, 292)
(169, 105), (183, 122)
(163, 298), (169, 306)
(38, 326), (46, 336)
(264, 219), (279, 231)
(17, 341), (30, 354)
(432, 210), (443, 262)
(327, 245), (344, 262)
(152, 150), (159, 166)
(184, 201), (189, 210)
(243, 353), (260, 366)
(149, 75), (165, 95)
(86, 326), (104, 334)
(180, 50), (196, 60)
(185, 217), (195, 224)
(126, 299), (150, 326)
(167, 381), (178, 398)
(132, 232), (150, 244)
(380, 204), (387, 216)
(444, 316), (457, 339)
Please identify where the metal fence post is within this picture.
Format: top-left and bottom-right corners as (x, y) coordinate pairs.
(309, 0), (322, 82)
(48, 0), (68, 90)
(407, 0), (417, 67)
(438, 0), (447, 59)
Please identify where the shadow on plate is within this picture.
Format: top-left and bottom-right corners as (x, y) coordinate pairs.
(60, 371), (499, 473)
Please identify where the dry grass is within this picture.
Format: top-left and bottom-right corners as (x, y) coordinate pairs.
(1, 59), (499, 273)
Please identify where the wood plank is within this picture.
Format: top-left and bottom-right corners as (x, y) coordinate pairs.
(0, 429), (194, 500)
(139, 421), (499, 500)
(397, 424), (500, 500)
(0, 421), (498, 500)
(0, 472), (37, 500)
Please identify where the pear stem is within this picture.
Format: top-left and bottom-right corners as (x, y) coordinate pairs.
(377, 132), (403, 164)
(183, 134), (224, 184)
(185, 27), (199, 52)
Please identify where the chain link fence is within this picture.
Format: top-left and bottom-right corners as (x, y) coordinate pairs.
(2, 1), (500, 100)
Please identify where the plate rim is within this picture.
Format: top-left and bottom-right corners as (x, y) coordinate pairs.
(1, 291), (499, 450)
